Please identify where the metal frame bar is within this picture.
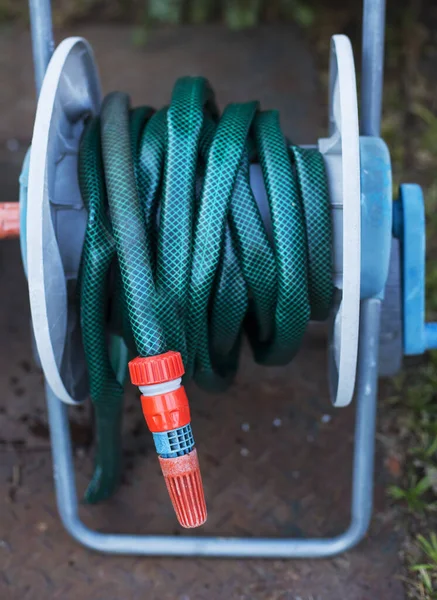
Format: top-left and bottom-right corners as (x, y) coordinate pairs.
(361, 0), (386, 136)
(29, 0), (54, 95)
(29, 0), (386, 557)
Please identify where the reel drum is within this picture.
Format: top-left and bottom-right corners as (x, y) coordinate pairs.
(27, 34), (363, 409)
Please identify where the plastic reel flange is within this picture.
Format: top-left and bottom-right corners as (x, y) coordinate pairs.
(319, 35), (361, 407)
(26, 35), (362, 408)
(27, 38), (101, 404)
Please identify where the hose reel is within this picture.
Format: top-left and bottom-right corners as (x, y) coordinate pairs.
(15, 0), (435, 557)
(26, 35), (364, 404)
(22, 34), (368, 524)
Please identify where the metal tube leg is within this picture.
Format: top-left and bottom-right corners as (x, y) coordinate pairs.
(361, 0), (386, 136)
(45, 298), (380, 557)
(28, 0), (54, 95)
(46, 382), (80, 530)
(348, 298), (381, 540)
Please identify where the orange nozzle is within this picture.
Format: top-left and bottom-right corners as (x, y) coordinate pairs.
(159, 449), (207, 528)
(129, 351), (185, 386)
(129, 352), (207, 529)
(0, 203), (19, 239)
(140, 386), (190, 432)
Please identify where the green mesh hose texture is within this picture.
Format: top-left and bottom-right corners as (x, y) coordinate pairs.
(78, 76), (333, 502)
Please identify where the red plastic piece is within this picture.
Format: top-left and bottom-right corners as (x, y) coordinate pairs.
(159, 449), (207, 528)
(129, 351), (185, 385)
(0, 203), (19, 239)
(140, 386), (191, 432)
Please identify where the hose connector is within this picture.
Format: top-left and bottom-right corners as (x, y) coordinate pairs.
(0, 203), (19, 239)
(128, 351), (207, 528)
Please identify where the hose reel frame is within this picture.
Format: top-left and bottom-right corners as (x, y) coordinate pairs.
(21, 0), (406, 558)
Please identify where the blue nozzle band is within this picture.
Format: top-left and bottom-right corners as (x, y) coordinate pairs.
(152, 424), (195, 458)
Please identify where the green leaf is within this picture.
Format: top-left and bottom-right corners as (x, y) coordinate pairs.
(414, 476), (432, 496)
(418, 533), (437, 562)
(388, 485), (407, 499)
(419, 567), (433, 591)
(425, 437), (437, 458)
(411, 563), (435, 571)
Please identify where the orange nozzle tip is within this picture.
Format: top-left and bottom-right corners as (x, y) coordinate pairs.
(129, 351), (185, 385)
(159, 449), (207, 528)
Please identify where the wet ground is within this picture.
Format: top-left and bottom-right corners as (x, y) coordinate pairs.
(0, 23), (404, 600)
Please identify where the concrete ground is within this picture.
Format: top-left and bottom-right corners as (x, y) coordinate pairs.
(0, 23), (404, 600)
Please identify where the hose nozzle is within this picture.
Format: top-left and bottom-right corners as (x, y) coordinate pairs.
(129, 351), (207, 528)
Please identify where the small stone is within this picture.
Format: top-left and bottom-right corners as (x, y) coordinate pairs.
(321, 414), (332, 424)
(6, 139), (19, 152)
(272, 418), (282, 427)
(240, 447), (250, 457)
(292, 470), (300, 479)
(36, 521), (48, 533)
(75, 447), (86, 459)
(333, 555), (350, 570)
(241, 422), (250, 432)
(386, 454), (402, 478)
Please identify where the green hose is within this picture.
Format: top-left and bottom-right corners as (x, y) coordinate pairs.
(78, 76), (333, 503)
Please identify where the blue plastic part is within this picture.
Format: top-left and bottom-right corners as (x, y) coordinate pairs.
(152, 424), (195, 458)
(398, 184), (427, 355)
(359, 137), (393, 299)
(394, 183), (437, 355)
(19, 148), (31, 277)
(425, 323), (437, 350)
(392, 199), (402, 240)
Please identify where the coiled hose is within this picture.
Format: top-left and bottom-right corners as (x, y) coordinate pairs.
(78, 76), (333, 503)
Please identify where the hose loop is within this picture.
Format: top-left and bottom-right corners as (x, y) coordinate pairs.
(78, 76), (333, 502)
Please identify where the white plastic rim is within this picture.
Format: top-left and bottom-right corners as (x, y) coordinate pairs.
(318, 35), (361, 407)
(27, 37), (101, 404)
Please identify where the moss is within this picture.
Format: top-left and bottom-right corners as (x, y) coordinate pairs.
(223, 0), (263, 30)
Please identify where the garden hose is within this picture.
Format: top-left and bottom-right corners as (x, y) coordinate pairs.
(78, 76), (333, 524)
